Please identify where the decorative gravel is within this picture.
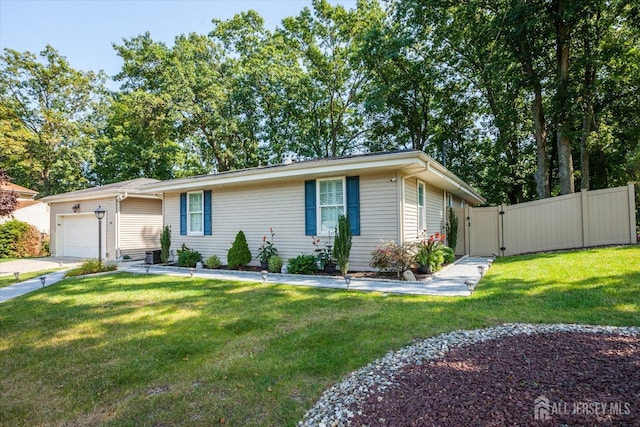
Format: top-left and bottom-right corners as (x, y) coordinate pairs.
(298, 323), (640, 426)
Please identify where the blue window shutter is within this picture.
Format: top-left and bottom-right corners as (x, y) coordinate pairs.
(180, 193), (187, 235)
(346, 176), (360, 236)
(304, 180), (317, 236)
(204, 190), (212, 235)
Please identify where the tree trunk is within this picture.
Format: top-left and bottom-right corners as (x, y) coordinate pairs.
(555, 0), (575, 195)
(579, 35), (596, 191)
(532, 86), (550, 199)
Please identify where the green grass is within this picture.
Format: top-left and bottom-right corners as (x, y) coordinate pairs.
(0, 246), (638, 426)
(0, 269), (61, 289)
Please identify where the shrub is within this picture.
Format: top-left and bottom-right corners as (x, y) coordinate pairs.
(287, 254), (318, 275)
(370, 241), (415, 278)
(206, 254), (221, 269)
(65, 259), (118, 277)
(160, 225), (171, 264)
(178, 247), (202, 267)
(227, 230), (251, 268)
(0, 220), (42, 258)
(442, 246), (455, 264)
(267, 255), (283, 273)
(446, 207), (459, 252)
(334, 214), (352, 275)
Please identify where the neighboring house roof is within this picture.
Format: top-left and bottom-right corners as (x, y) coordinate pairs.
(140, 150), (486, 205)
(40, 178), (161, 204)
(0, 182), (38, 200)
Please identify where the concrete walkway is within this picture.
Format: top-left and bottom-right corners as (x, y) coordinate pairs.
(0, 256), (493, 303)
(124, 256), (492, 297)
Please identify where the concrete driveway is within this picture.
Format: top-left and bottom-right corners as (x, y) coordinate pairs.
(0, 257), (82, 276)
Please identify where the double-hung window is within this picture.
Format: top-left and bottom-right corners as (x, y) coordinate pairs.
(318, 178), (345, 234)
(418, 181), (426, 232)
(187, 191), (203, 235)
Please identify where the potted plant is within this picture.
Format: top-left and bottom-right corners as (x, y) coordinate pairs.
(312, 232), (336, 273)
(257, 228), (278, 270)
(414, 232), (446, 274)
(414, 244), (431, 274)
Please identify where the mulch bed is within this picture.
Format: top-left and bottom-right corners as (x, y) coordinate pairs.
(348, 332), (640, 426)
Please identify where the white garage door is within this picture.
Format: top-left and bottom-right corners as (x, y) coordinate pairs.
(61, 214), (106, 258)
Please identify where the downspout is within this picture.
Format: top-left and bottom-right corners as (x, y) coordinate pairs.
(115, 192), (128, 259)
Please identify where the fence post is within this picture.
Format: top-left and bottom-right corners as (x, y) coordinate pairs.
(581, 189), (589, 248)
(628, 183), (637, 244)
(465, 206), (472, 256)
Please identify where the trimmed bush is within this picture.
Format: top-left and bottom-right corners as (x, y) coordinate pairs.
(287, 254), (318, 275)
(446, 207), (459, 252)
(442, 246), (455, 265)
(227, 230), (252, 268)
(206, 254), (222, 269)
(178, 248), (202, 267)
(267, 255), (283, 273)
(0, 220), (42, 258)
(160, 225), (171, 264)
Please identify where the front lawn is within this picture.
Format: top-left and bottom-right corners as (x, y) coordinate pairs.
(0, 246), (638, 426)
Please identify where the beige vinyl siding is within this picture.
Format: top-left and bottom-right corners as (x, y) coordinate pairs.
(164, 171), (399, 271)
(353, 172), (399, 270)
(425, 184), (444, 237)
(119, 198), (163, 259)
(49, 198), (117, 259)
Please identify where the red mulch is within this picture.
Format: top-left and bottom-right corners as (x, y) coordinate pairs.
(348, 332), (640, 426)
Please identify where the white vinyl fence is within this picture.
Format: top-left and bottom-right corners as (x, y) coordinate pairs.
(454, 184), (637, 257)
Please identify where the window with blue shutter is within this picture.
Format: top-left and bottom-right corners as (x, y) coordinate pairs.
(180, 193), (187, 235)
(304, 180), (317, 235)
(306, 177), (360, 236)
(346, 176), (360, 236)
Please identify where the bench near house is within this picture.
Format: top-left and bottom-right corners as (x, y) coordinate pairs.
(139, 150), (485, 271)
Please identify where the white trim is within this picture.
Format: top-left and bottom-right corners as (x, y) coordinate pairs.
(316, 177), (346, 235)
(187, 191), (204, 236)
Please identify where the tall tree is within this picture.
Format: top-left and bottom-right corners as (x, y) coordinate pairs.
(280, 0), (385, 158)
(0, 46), (105, 196)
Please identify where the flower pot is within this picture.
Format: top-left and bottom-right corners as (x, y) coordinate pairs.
(417, 264), (431, 274)
(324, 263), (337, 274)
(260, 261), (269, 270)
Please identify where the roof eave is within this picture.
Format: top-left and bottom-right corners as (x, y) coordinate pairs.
(139, 151), (426, 193)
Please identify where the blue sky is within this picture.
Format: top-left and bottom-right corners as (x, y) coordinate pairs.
(0, 0), (357, 79)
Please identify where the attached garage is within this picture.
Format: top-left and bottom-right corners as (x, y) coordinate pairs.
(42, 179), (163, 261)
(57, 213), (106, 258)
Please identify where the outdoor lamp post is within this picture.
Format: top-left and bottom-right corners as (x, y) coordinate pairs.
(40, 276), (46, 287)
(261, 270), (268, 284)
(13, 272), (20, 282)
(94, 206), (106, 265)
